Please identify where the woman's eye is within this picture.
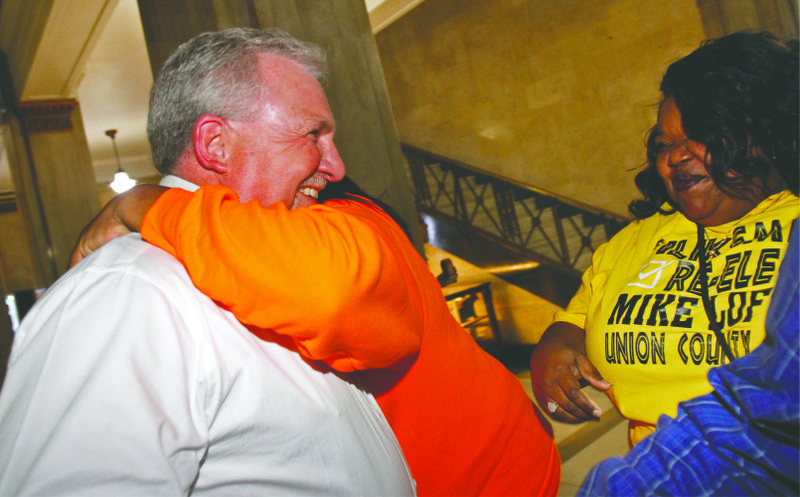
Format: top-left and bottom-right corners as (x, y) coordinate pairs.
(652, 141), (670, 154)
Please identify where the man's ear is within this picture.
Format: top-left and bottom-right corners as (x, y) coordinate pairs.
(193, 114), (229, 174)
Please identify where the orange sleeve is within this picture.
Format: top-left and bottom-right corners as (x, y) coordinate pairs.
(140, 185), (424, 372)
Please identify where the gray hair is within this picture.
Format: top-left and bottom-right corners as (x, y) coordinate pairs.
(147, 27), (327, 174)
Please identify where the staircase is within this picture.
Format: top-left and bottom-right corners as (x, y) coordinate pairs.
(404, 144), (630, 278)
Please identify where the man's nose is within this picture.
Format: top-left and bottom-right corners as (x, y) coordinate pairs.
(319, 141), (346, 181)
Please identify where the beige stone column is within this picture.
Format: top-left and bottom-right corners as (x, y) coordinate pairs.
(696, 0), (798, 38)
(7, 99), (100, 285)
(137, 0), (424, 251)
(0, 0), (115, 288)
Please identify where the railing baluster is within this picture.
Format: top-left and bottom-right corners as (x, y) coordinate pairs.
(403, 144), (629, 275)
(407, 151), (430, 206)
(493, 183), (522, 245)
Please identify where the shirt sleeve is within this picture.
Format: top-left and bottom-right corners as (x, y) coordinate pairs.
(553, 260), (594, 329)
(553, 241), (608, 329)
(578, 390), (796, 496)
(140, 185), (424, 372)
(553, 219), (641, 329)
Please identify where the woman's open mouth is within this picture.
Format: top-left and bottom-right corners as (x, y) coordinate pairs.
(672, 173), (705, 192)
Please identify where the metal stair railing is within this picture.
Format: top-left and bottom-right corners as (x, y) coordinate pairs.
(403, 144), (630, 277)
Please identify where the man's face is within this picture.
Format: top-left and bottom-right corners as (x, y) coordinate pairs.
(223, 54), (345, 209)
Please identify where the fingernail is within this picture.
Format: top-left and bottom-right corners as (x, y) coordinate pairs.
(593, 409), (601, 418)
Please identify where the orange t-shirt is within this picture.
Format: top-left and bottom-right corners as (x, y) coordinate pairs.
(141, 185), (560, 496)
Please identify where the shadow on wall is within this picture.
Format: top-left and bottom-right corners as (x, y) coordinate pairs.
(0, 302), (12, 389)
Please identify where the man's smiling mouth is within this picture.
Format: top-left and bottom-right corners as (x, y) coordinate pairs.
(299, 187), (319, 199)
(298, 175), (327, 200)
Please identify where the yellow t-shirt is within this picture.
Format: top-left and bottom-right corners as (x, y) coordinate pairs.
(555, 191), (798, 445)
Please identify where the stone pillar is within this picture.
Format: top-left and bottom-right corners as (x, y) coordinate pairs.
(137, 0), (424, 252)
(7, 99), (100, 284)
(0, 1), (114, 288)
(696, 0), (798, 38)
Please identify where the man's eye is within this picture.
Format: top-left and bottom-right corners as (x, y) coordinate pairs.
(308, 130), (320, 141)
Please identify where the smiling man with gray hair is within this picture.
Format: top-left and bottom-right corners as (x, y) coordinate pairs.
(0, 28), (415, 496)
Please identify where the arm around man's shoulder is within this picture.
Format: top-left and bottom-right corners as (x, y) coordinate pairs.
(141, 186), (425, 372)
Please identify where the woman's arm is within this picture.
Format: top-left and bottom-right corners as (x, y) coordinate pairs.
(70, 185), (168, 267)
(72, 184), (424, 372)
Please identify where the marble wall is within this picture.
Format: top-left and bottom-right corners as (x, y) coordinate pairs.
(376, 0), (708, 217)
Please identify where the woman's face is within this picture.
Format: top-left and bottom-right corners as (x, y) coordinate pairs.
(654, 97), (764, 226)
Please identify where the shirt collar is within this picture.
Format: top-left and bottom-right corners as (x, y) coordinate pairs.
(159, 174), (199, 192)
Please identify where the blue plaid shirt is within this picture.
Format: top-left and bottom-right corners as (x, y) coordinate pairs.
(579, 220), (799, 497)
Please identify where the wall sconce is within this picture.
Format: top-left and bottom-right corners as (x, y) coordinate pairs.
(106, 129), (136, 193)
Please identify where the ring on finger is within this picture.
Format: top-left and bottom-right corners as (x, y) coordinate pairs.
(546, 400), (559, 413)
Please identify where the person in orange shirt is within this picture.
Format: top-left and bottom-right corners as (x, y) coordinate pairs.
(73, 178), (561, 496)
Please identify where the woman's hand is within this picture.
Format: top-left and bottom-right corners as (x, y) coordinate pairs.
(529, 321), (610, 423)
(70, 184), (168, 267)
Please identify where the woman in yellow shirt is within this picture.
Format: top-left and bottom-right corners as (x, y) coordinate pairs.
(529, 31), (799, 446)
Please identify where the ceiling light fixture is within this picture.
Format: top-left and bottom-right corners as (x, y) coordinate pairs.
(105, 129), (136, 193)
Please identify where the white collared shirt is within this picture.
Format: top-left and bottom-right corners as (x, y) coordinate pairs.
(0, 176), (414, 496)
